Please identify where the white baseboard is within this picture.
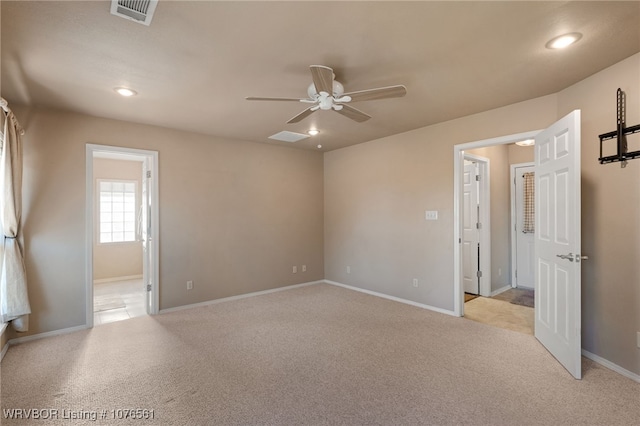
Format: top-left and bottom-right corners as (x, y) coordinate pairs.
(582, 349), (640, 383)
(324, 280), (457, 317)
(159, 280), (324, 314)
(8, 324), (89, 346)
(491, 285), (512, 297)
(93, 274), (143, 284)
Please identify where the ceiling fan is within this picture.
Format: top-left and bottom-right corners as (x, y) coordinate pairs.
(246, 65), (407, 124)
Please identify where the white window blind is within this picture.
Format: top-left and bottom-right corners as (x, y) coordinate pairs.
(99, 180), (137, 243)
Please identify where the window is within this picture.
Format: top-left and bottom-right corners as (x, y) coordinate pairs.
(99, 180), (137, 243)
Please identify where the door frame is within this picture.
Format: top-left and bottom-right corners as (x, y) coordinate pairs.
(453, 130), (541, 316)
(85, 144), (160, 327)
(510, 162), (535, 289)
(462, 154), (491, 297)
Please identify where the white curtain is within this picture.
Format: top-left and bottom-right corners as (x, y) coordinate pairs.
(0, 99), (30, 332)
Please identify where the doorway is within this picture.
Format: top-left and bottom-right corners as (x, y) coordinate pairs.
(454, 131), (539, 317)
(461, 149), (535, 334)
(453, 110), (583, 379)
(85, 144), (159, 327)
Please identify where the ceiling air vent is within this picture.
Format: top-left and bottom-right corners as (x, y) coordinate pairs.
(268, 131), (310, 143)
(111, 0), (158, 26)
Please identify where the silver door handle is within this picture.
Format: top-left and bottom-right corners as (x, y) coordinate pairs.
(576, 254), (588, 262)
(556, 253), (574, 262)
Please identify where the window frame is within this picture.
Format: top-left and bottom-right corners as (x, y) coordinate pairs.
(96, 178), (139, 245)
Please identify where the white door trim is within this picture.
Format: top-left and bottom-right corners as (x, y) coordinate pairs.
(510, 162), (535, 289)
(463, 154), (491, 297)
(85, 144), (160, 327)
(453, 130), (542, 317)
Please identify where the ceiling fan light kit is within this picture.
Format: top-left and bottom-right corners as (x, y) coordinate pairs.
(247, 65), (407, 124)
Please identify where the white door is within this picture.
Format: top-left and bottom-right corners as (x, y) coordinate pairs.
(142, 159), (154, 314)
(514, 165), (535, 289)
(463, 162), (479, 294)
(534, 110), (582, 379)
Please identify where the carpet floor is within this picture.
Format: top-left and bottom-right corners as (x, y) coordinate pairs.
(2, 283), (639, 425)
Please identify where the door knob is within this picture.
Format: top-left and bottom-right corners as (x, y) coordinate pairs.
(556, 253), (574, 262)
(576, 254), (588, 262)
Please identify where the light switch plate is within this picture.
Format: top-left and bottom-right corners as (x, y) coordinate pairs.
(425, 210), (438, 220)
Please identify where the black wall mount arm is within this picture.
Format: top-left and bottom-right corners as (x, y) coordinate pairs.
(598, 88), (640, 167)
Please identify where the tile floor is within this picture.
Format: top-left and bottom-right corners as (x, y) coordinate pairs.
(464, 288), (535, 335)
(93, 278), (147, 326)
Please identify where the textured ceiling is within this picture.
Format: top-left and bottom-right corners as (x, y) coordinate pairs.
(2, 1), (639, 151)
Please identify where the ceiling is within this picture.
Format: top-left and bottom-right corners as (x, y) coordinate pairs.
(2, 1), (639, 152)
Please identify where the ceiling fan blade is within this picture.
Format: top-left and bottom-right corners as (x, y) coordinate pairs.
(286, 106), (317, 124)
(310, 65), (334, 95)
(335, 104), (371, 123)
(341, 85), (407, 102)
(246, 96), (307, 102)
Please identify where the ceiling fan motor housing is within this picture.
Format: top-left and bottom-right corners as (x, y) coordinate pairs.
(307, 81), (345, 99)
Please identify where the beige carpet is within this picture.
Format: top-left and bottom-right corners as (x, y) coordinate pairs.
(2, 284), (639, 425)
(464, 296), (535, 335)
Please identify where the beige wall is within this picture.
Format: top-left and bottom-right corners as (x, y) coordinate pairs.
(508, 144), (534, 165)
(324, 94), (558, 310)
(556, 53), (640, 376)
(325, 53), (640, 376)
(93, 158), (143, 281)
(9, 107), (324, 338)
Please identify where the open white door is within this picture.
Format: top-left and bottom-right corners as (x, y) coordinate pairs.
(534, 110), (582, 379)
(462, 162), (479, 294)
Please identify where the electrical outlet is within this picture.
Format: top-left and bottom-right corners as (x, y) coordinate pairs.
(302, 265), (307, 272)
(187, 280), (193, 290)
(498, 268), (502, 276)
(412, 278), (418, 287)
(346, 266), (351, 274)
(637, 332), (640, 349)
(293, 266), (297, 274)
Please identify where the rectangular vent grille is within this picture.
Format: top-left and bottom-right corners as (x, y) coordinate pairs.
(268, 131), (310, 143)
(111, 0), (158, 26)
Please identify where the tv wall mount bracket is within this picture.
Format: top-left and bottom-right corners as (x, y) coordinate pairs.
(598, 88), (640, 168)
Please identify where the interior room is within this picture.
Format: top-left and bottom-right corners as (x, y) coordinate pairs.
(92, 156), (146, 325)
(1, 1), (639, 424)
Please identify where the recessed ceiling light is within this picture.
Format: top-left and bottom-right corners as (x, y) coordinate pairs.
(515, 139), (535, 147)
(546, 32), (582, 49)
(317, 144), (322, 149)
(308, 129), (319, 136)
(114, 87), (137, 97)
